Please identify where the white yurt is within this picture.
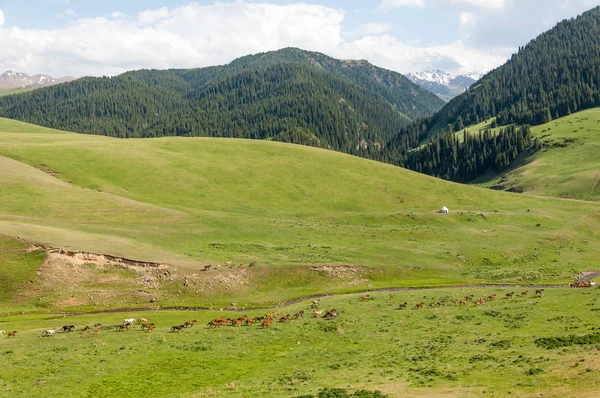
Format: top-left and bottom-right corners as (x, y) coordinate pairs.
(438, 206), (449, 214)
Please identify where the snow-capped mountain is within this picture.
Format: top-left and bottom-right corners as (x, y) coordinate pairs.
(0, 70), (75, 89)
(406, 70), (482, 102)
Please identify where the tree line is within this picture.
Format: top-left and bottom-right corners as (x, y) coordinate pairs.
(390, 126), (534, 183)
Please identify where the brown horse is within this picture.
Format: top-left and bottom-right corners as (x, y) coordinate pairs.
(261, 319), (273, 328)
(521, 290), (529, 296)
(361, 295), (371, 301)
(207, 319), (224, 328)
(293, 311), (304, 319)
(415, 302), (424, 309)
(184, 320), (197, 328)
(506, 292), (514, 298)
(116, 324), (129, 332)
(141, 323), (155, 331)
(7, 331), (16, 338)
(312, 309), (323, 317)
(487, 294), (496, 300)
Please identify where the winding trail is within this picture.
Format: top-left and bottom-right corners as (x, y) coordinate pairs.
(50, 281), (586, 317)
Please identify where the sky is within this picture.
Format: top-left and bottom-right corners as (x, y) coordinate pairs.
(0, 0), (598, 77)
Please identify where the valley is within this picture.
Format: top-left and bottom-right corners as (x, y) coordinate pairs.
(1, 4), (600, 397)
(1, 118), (599, 311)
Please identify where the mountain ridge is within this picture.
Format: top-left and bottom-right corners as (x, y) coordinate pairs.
(383, 5), (600, 186)
(0, 70), (75, 89)
(420, 6), (600, 136)
(406, 69), (482, 101)
(0, 47), (444, 156)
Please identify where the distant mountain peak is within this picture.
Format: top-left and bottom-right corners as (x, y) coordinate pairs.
(462, 71), (483, 81)
(0, 70), (75, 89)
(406, 69), (482, 101)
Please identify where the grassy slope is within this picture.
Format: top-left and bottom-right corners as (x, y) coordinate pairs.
(0, 236), (46, 301)
(478, 109), (600, 200)
(1, 118), (599, 307)
(1, 288), (600, 397)
(0, 88), (33, 97)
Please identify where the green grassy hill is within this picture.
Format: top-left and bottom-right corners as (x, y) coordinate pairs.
(0, 48), (443, 160)
(478, 109), (600, 201)
(1, 118), (599, 308)
(0, 88), (32, 97)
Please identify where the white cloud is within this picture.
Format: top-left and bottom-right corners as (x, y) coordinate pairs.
(340, 35), (510, 75)
(0, 10), (4, 26)
(459, 12), (476, 39)
(346, 23), (391, 37)
(379, 0), (426, 10)
(57, 9), (77, 19)
(110, 12), (127, 19)
(451, 0), (599, 49)
(138, 7), (169, 24)
(451, 0), (506, 10)
(0, 0), (596, 78)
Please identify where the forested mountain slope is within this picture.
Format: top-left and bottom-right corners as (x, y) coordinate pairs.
(384, 6), (600, 184)
(477, 108), (600, 201)
(0, 48), (443, 155)
(424, 6), (600, 135)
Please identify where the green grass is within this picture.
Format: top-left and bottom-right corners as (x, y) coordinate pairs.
(1, 117), (599, 308)
(0, 236), (46, 301)
(0, 88), (33, 97)
(478, 108), (600, 200)
(1, 288), (600, 397)
(1, 118), (599, 396)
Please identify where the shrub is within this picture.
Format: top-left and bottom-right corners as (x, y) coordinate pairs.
(525, 368), (544, 375)
(490, 340), (512, 349)
(535, 333), (600, 349)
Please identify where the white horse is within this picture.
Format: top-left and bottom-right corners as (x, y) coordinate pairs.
(0, 330), (5, 336)
(42, 329), (56, 337)
(123, 318), (136, 325)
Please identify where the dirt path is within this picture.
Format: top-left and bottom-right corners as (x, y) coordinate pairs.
(573, 271), (600, 283)
(20, 244), (598, 317)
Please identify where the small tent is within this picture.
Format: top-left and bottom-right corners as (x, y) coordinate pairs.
(438, 206), (449, 214)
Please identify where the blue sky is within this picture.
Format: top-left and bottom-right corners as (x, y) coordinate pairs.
(2, 0), (454, 45)
(0, 0), (598, 77)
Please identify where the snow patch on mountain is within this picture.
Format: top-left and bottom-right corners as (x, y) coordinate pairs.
(0, 70), (75, 89)
(406, 69), (482, 101)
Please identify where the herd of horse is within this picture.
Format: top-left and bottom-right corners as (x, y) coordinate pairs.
(207, 308), (339, 328)
(0, 317), (198, 339)
(0, 289), (548, 339)
(0, 308), (341, 339)
(392, 289), (545, 310)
